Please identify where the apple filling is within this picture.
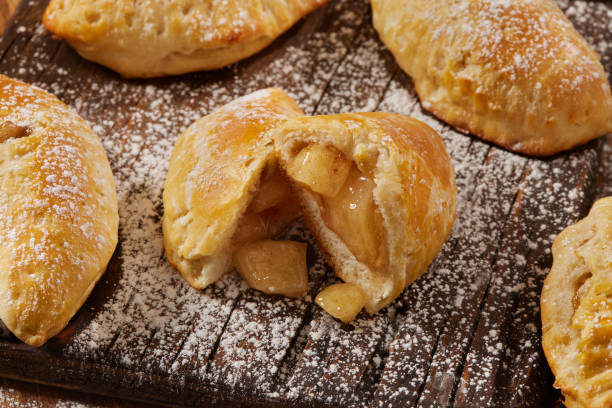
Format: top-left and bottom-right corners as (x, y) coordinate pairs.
(316, 283), (366, 323)
(232, 163), (299, 247)
(286, 143), (351, 197)
(231, 163), (307, 297)
(233, 240), (308, 298)
(286, 144), (387, 270)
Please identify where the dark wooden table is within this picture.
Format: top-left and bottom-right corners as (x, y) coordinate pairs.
(0, 2), (152, 406)
(0, 0), (611, 407)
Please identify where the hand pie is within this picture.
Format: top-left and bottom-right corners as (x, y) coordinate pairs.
(0, 75), (118, 347)
(273, 113), (457, 313)
(371, 0), (612, 156)
(163, 88), (304, 290)
(542, 197), (612, 408)
(43, 0), (328, 78)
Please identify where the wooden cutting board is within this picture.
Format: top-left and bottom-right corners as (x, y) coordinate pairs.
(0, 1), (610, 407)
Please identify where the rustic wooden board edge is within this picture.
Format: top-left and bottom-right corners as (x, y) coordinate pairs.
(0, 343), (344, 408)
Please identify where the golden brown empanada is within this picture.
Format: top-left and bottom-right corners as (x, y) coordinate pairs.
(43, 0), (328, 78)
(0, 75), (118, 347)
(371, 0), (612, 156)
(542, 197), (612, 408)
(273, 113), (457, 313)
(163, 88), (304, 290)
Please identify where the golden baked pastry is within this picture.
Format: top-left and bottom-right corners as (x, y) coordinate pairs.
(542, 197), (612, 408)
(163, 88), (304, 290)
(43, 0), (328, 78)
(274, 113), (457, 313)
(0, 75), (118, 347)
(371, 0), (612, 156)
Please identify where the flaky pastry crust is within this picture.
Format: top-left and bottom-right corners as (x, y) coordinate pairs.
(0, 75), (118, 347)
(371, 0), (612, 156)
(163, 88), (303, 289)
(43, 0), (328, 78)
(273, 113), (456, 313)
(542, 197), (612, 408)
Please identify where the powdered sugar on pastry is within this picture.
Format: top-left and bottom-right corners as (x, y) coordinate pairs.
(42, 0), (329, 77)
(0, 75), (118, 347)
(371, 0), (612, 155)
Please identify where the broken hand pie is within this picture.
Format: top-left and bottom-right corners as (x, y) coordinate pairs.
(371, 0), (612, 156)
(542, 197), (612, 408)
(0, 75), (118, 347)
(164, 91), (456, 318)
(274, 113), (457, 313)
(43, 0), (328, 78)
(163, 88), (304, 291)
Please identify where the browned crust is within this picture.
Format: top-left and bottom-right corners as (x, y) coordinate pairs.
(162, 88), (304, 290)
(274, 112), (456, 313)
(372, 0), (612, 156)
(42, 0), (329, 77)
(542, 197), (612, 408)
(0, 74), (118, 346)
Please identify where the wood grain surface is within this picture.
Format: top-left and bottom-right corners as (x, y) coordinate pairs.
(0, 2), (149, 406)
(0, 1), (611, 407)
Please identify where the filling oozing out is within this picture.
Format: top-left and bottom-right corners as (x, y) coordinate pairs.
(287, 144), (386, 271)
(233, 240), (308, 299)
(315, 282), (366, 324)
(232, 163), (299, 247)
(231, 163), (307, 298)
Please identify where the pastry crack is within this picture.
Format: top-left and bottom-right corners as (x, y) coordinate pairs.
(0, 121), (31, 143)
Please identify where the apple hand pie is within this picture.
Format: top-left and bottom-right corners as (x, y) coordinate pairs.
(43, 0), (328, 78)
(0, 75), (118, 347)
(163, 88), (305, 292)
(371, 0), (612, 156)
(273, 113), (457, 313)
(542, 197), (612, 408)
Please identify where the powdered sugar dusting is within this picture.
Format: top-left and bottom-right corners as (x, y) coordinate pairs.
(21, 0), (383, 400)
(0, 75), (117, 346)
(426, 0), (601, 89)
(0, 383), (92, 408)
(561, 0), (612, 203)
(596, 135), (612, 200)
(0, 0), (609, 406)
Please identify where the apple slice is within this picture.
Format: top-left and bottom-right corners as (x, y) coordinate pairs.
(286, 144), (351, 198)
(321, 165), (384, 268)
(316, 283), (366, 323)
(233, 240), (308, 298)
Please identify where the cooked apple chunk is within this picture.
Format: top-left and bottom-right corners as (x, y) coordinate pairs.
(273, 113), (457, 314)
(285, 144), (385, 269)
(316, 283), (366, 323)
(286, 144), (351, 198)
(233, 240), (308, 298)
(230, 163), (306, 298)
(321, 165), (385, 269)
